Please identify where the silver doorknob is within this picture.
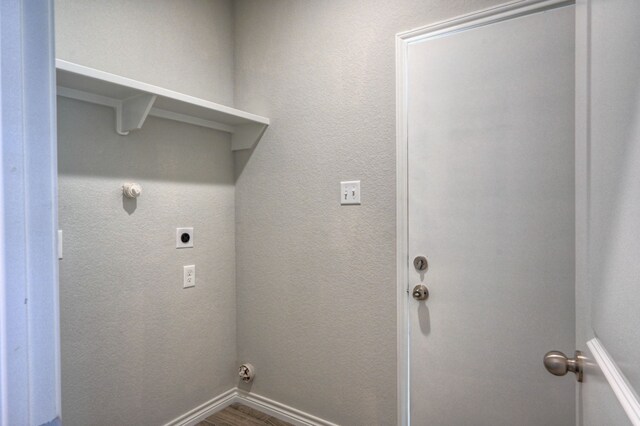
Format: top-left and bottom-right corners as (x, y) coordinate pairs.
(412, 284), (429, 301)
(543, 350), (584, 382)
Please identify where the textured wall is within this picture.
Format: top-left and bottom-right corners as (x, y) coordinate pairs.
(588, 0), (640, 406)
(575, 1), (639, 425)
(233, 1), (504, 424)
(55, 0), (235, 105)
(58, 99), (237, 425)
(55, 2), (238, 424)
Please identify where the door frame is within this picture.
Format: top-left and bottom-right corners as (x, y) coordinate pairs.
(0, 0), (60, 424)
(395, 1), (574, 424)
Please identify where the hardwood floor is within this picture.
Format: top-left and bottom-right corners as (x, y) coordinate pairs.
(196, 403), (293, 426)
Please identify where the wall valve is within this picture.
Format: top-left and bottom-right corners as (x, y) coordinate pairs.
(238, 363), (255, 383)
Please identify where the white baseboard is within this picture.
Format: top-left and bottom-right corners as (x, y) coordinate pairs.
(235, 389), (339, 426)
(164, 387), (338, 426)
(162, 388), (236, 426)
(587, 337), (640, 426)
(166, 340), (640, 426)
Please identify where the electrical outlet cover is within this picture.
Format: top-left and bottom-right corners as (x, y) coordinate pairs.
(183, 265), (195, 288)
(176, 227), (194, 248)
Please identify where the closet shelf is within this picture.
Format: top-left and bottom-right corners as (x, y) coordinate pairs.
(55, 59), (269, 151)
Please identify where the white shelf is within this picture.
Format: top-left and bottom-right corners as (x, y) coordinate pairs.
(55, 59), (269, 151)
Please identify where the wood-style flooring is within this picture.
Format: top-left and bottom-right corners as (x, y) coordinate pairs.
(196, 403), (293, 426)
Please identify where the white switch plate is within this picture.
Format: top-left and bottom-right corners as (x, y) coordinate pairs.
(183, 265), (195, 288)
(340, 180), (361, 205)
(176, 227), (194, 248)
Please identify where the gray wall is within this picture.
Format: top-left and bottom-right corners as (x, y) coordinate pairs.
(589, 0), (640, 392)
(580, 0), (640, 424)
(58, 99), (237, 426)
(55, 1), (237, 425)
(55, 0), (235, 105)
(56, 1), (577, 425)
(233, 1), (504, 424)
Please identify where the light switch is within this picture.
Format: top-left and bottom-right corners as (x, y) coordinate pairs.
(340, 180), (361, 205)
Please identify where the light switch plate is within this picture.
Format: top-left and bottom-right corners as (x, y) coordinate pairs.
(183, 265), (195, 288)
(340, 180), (361, 205)
(176, 227), (193, 248)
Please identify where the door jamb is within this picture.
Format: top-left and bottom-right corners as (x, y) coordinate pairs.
(0, 1), (60, 424)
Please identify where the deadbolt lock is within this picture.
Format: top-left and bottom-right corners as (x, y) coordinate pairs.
(413, 256), (428, 271)
(412, 284), (429, 301)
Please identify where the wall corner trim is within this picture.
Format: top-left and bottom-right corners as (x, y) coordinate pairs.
(162, 388), (338, 426)
(587, 338), (640, 426)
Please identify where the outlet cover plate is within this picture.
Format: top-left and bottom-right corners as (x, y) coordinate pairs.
(183, 265), (195, 288)
(176, 227), (194, 248)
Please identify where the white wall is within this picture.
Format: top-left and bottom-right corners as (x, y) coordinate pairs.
(233, 1), (505, 424)
(55, 1), (237, 424)
(55, 0), (235, 105)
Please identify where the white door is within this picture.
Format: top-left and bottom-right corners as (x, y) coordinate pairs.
(403, 4), (576, 425)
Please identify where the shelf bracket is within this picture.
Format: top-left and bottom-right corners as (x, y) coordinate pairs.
(231, 122), (268, 151)
(116, 93), (157, 135)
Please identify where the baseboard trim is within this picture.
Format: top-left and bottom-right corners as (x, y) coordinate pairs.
(163, 342), (640, 426)
(162, 388), (236, 426)
(587, 338), (640, 426)
(235, 390), (339, 426)
(163, 388), (337, 426)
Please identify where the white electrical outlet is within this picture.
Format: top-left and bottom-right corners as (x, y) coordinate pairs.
(340, 180), (361, 205)
(183, 265), (195, 288)
(176, 227), (194, 248)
